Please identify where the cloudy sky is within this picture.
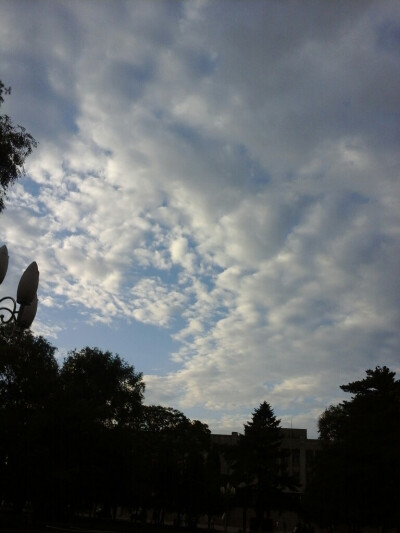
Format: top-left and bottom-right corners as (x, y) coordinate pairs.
(1, 0), (399, 437)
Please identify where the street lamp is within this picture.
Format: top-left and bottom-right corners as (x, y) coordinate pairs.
(0, 244), (39, 331)
(221, 483), (235, 533)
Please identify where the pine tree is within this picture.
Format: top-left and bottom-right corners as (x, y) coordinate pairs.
(306, 366), (400, 529)
(238, 402), (294, 529)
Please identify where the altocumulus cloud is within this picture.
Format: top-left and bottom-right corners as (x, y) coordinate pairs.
(1, 0), (399, 436)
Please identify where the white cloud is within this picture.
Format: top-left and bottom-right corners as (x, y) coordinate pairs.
(1, 0), (399, 436)
(131, 278), (187, 327)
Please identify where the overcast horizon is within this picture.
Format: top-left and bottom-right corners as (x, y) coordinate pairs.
(1, 0), (399, 437)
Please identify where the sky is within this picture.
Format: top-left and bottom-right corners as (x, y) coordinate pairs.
(1, 0), (399, 437)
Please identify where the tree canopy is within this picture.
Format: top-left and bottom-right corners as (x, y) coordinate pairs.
(305, 366), (400, 529)
(0, 330), (59, 517)
(232, 402), (296, 529)
(0, 338), (147, 521)
(5, 326), (398, 531)
(0, 334), (216, 525)
(55, 347), (145, 515)
(137, 404), (212, 523)
(0, 80), (37, 212)
(60, 346), (145, 429)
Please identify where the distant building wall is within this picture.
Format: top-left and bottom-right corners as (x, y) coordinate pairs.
(211, 428), (321, 492)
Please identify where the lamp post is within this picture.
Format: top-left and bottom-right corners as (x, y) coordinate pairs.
(0, 244), (39, 332)
(221, 483), (235, 533)
(237, 481), (249, 533)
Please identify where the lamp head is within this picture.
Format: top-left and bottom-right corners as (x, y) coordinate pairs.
(17, 294), (38, 329)
(0, 245), (9, 285)
(17, 262), (39, 305)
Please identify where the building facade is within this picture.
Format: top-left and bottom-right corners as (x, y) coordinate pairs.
(211, 428), (320, 493)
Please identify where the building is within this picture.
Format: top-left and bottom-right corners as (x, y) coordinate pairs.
(211, 428), (320, 493)
(279, 428), (320, 491)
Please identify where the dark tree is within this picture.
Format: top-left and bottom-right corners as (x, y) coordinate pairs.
(0, 337), (149, 523)
(305, 366), (400, 529)
(138, 405), (212, 524)
(236, 402), (296, 531)
(61, 346), (144, 429)
(57, 347), (145, 516)
(0, 81), (37, 212)
(141, 404), (190, 432)
(0, 329), (59, 518)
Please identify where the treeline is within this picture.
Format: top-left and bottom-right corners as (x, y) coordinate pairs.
(0, 326), (298, 529)
(1, 327), (400, 531)
(0, 328), (220, 524)
(304, 365), (400, 530)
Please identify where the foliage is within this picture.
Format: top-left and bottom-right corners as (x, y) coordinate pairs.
(0, 80), (37, 212)
(2, 329), (400, 532)
(305, 366), (400, 528)
(233, 402), (296, 526)
(56, 347), (145, 514)
(0, 339), (147, 521)
(60, 346), (144, 429)
(0, 330), (58, 515)
(137, 404), (212, 521)
(141, 404), (189, 432)
(0, 335), (218, 524)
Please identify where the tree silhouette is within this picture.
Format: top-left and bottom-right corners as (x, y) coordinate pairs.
(138, 404), (212, 524)
(0, 329), (58, 518)
(305, 366), (400, 529)
(0, 81), (37, 212)
(234, 402), (296, 531)
(57, 347), (145, 516)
